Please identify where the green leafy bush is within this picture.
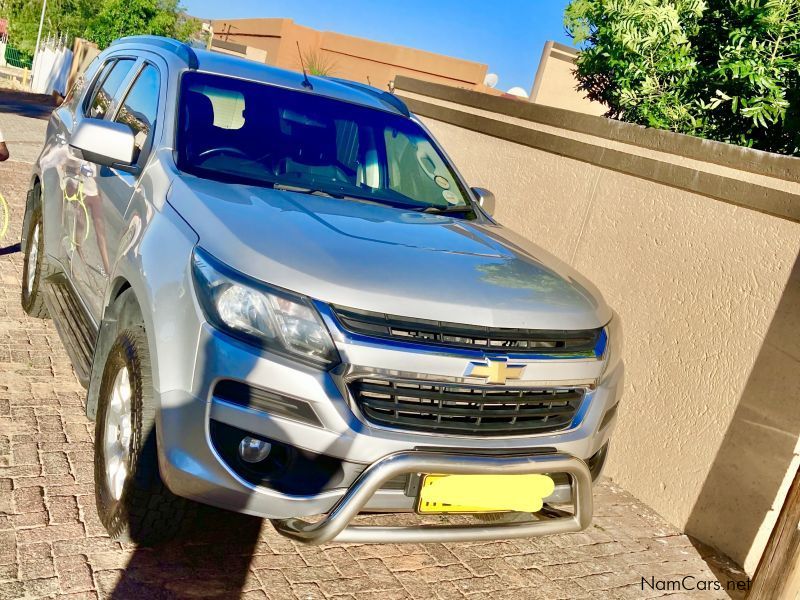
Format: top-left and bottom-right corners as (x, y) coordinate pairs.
(85, 0), (199, 49)
(565, 0), (800, 155)
(0, 0), (199, 54)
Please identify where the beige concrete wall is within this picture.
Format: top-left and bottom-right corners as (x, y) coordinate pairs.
(530, 41), (606, 116)
(210, 39), (268, 63)
(65, 38), (99, 97)
(398, 80), (800, 574)
(209, 18), (488, 91)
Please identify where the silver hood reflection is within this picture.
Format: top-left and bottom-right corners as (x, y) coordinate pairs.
(168, 178), (612, 330)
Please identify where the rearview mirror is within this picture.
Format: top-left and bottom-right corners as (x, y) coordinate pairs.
(70, 118), (137, 172)
(471, 187), (496, 217)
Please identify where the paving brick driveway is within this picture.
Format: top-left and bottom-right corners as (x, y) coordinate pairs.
(0, 106), (747, 599)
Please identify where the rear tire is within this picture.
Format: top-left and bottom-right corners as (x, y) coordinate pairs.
(21, 204), (49, 318)
(94, 326), (193, 545)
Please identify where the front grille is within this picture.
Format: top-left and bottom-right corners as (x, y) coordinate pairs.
(349, 378), (585, 436)
(331, 305), (604, 356)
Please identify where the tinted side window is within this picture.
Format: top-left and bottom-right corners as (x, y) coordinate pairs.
(81, 59), (114, 114)
(114, 64), (160, 164)
(88, 58), (135, 120)
(66, 57), (99, 112)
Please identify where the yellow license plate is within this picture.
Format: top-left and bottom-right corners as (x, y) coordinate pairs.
(417, 473), (555, 514)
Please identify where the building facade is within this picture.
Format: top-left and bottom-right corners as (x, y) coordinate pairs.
(530, 41), (606, 116)
(207, 18), (492, 94)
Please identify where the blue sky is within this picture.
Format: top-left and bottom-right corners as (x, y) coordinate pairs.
(182, 0), (574, 93)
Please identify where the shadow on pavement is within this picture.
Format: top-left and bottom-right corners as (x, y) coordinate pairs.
(110, 506), (263, 599)
(688, 537), (751, 599)
(108, 312), (370, 599)
(0, 90), (56, 120)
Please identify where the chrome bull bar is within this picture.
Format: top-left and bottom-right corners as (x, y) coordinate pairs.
(272, 451), (593, 544)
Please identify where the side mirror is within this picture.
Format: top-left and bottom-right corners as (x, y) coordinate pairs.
(70, 118), (137, 172)
(471, 187), (496, 217)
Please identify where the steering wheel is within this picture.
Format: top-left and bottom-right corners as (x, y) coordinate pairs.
(197, 147), (250, 161)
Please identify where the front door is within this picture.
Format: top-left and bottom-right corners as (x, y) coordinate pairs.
(38, 57), (130, 286)
(49, 56), (138, 321)
(76, 61), (161, 319)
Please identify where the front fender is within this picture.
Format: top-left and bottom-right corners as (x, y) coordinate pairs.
(85, 200), (199, 419)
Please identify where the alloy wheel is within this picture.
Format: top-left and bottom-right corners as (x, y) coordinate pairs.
(103, 366), (133, 501)
(26, 223), (39, 296)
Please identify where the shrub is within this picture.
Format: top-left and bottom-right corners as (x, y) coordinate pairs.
(565, 0), (800, 155)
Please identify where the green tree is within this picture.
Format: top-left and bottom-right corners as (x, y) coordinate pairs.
(564, 0), (707, 133)
(86, 0), (199, 49)
(565, 0), (800, 155)
(0, 0), (97, 54)
(0, 0), (199, 54)
(695, 0), (800, 151)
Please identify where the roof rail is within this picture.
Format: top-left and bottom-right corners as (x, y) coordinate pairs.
(110, 35), (199, 70)
(327, 78), (410, 117)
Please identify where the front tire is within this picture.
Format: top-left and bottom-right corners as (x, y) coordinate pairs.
(21, 204), (49, 318)
(94, 326), (192, 545)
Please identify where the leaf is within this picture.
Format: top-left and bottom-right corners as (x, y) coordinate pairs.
(564, 0), (800, 154)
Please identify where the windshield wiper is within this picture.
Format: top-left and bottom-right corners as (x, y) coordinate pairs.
(273, 183), (342, 198)
(419, 204), (475, 214)
(273, 184), (422, 210)
(272, 183), (471, 214)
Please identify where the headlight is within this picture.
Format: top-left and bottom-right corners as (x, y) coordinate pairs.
(191, 247), (339, 368)
(600, 312), (623, 380)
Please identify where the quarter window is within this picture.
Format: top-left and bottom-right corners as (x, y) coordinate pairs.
(81, 59), (114, 114)
(87, 58), (136, 120)
(114, 64), (160, 165)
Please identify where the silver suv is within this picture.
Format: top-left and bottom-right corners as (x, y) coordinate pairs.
(22, 36), (623, 545)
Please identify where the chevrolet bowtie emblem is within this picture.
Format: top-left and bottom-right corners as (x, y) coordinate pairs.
(464, 357), (526, 384)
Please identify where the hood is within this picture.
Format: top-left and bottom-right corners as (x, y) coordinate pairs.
(168, 177), (612, 330)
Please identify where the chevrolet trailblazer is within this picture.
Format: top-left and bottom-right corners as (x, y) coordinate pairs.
(21, 36), (623, 544)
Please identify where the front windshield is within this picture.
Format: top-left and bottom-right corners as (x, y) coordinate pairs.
(176, 71), (472, 212)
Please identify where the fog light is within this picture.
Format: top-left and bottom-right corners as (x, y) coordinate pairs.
(238, 436), (272, 463)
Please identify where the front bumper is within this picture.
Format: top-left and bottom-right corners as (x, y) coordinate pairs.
(273, 451), (592, 544)
(153, 290), (624, 541)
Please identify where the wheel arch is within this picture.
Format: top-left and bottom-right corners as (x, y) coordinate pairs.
(86, 280), (150, 420)
(21, 175), (42, 251)
(86, 198), (199, 421)
(108, 278), (133, 311)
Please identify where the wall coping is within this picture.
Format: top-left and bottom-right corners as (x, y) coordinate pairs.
(398, 94), (799, 223)
(394, 76), (800, 186)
